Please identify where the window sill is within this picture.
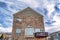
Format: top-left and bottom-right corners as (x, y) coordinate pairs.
(24, 35), (34, 38)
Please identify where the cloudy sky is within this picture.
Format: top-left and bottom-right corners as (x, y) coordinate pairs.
(0, 0), (60, 33)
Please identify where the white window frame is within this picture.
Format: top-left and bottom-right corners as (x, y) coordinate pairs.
(25, 27), (34, 37)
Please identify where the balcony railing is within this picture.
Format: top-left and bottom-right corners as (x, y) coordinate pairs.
(34, 32), (48, 38)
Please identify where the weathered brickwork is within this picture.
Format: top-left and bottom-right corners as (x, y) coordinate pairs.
(12, 7), (46, 40)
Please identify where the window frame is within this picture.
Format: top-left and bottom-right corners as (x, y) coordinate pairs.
(16, 18), (22, 23)
(25, 26), (34, 37)
(16, 28), (21, 35)
(35, 28), (40, 33)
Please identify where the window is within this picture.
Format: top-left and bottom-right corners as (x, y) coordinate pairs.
(40, 28), (45, 32)
(53, 35), (58, 40)
(16, 28), (21, 35)
(35, 28), (40, 32)
(58, 34), (60, 40)
(25, 27), (34, 37)
(16, 18), (22, 22)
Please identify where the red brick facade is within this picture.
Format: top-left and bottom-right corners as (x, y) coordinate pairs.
(12, 7), (46, 40)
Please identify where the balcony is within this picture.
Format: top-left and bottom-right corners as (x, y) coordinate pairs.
(34, 32), (48, 38)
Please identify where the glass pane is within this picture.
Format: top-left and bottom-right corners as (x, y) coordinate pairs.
(25, 28), (34, 36)
(40, 28), (45, 32)
(16, 18), (22, 22)
(53, 35), (59, 40)
(16, 28), (21, 35)
(35, 28), (40, 32)
(58, 34), (60, 40)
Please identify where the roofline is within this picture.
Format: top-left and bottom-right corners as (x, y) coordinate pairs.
(48, 31), (60, 36)
(13, 7), (28, 15)
(13, 7), (43, 17)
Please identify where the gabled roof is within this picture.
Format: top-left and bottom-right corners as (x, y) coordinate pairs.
(13, 7), (43, 17)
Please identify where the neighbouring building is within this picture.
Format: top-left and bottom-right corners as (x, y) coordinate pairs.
(47, 31), (60, 40)
(12, 7), (48, 40)
(0, 33), (12, 40)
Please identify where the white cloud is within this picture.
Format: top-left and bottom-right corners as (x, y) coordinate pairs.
(0, 21), (12, 33)
(45, 13), (60, 33)
(0, 24), (12, 33)
(18, 0), (39, 8)
(0, 0), (14, 5)
(53, 14), (60, 25)
(43, 0), (60, 33)
(45, 14), (60, 33)
(45, 25), (60, 33)
(0, 27), (12, 33)
(0, 0), (60, 34)
(45, 3), (55, 18)
(0, 24), (3, 27)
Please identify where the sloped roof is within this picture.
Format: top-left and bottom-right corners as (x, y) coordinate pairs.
(14, 7), (43, 17)
(48, 31), (60, 36)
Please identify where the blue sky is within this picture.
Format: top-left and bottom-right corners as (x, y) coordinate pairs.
(0, 0), (60, 33)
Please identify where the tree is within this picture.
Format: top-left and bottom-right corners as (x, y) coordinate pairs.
(0, 34), (4, 40)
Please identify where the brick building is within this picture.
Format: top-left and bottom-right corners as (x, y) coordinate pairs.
(12, 7), (48, 40)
